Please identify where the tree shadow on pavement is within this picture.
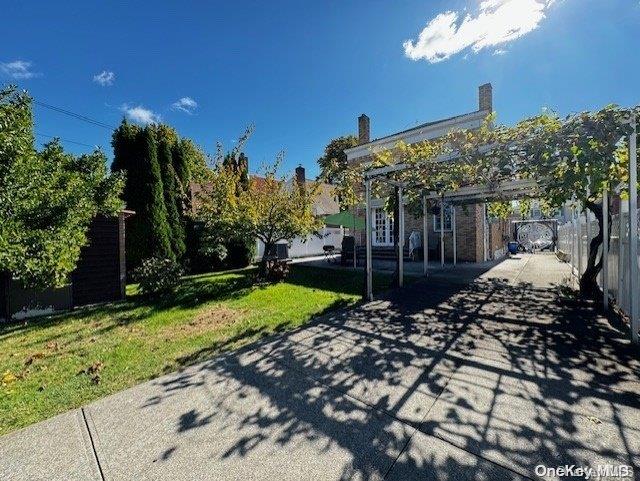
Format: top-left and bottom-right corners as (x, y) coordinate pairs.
(139, 271), (640, 480)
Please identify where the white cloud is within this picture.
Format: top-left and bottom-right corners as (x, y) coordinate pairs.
(93, 70), (115, 86)
(403, 0), (554, 63)
(0, 60), (41, 79)
(493, 48), (508, 55)
(171, 96), (198, 114)
(121, 104), (161, 124)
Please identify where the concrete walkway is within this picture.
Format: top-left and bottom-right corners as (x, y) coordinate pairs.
(2, 254), (639, 480)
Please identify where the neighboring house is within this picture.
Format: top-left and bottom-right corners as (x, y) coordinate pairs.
(189, 166), (340, 218)
(286, 166), (341, 217)
(345, 83), (510, 263)
(190, 166), (342, 260)
(0, 212), (133, 321)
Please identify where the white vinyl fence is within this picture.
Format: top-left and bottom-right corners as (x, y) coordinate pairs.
(255, 227), (345, 260)
(557, 202), (639, 330)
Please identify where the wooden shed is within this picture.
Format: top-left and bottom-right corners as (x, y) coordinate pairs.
(0, 211), (134, 321)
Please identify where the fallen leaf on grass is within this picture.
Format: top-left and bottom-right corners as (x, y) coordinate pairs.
(45, 341), (59, 351)
(2, 371), (18, 386)
(78, 361), (104, 385)
(24, 352), (45, 366)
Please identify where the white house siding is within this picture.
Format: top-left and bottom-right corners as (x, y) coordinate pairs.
(255, 227), (344, 260)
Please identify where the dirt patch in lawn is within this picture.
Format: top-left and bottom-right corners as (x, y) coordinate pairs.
(172, 305), (243, 337)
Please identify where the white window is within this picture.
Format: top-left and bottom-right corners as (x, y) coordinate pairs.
(433, 204), (453, 232)
(372, 207), (394, 246)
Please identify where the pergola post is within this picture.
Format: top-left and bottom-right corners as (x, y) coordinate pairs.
(602, 188), (609, 311)
(452, 206), (457, 266)
(440, 197), (445, 267)
(628, 115), (638, 344)
(483, 203), (488, 262)
(422, 194), (428, 276)
(365, 179), (373, 302)
(398, 186), (404, 288)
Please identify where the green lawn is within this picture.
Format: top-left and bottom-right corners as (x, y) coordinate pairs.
(0, 265), (398, 435)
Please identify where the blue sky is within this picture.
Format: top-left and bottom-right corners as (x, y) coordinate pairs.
(3, 0), (639, 178)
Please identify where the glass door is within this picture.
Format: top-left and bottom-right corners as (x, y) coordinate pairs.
(372, 207), (393, 246)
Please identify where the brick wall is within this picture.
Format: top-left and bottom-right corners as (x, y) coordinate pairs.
(353, 203), (484, 263)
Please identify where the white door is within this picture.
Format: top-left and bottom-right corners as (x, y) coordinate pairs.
(372, 207), (394, 246)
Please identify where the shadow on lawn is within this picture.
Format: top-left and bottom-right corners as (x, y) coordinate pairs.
(140, 269), (640, 480)
(0, 268), (261, 340)
(0, 265), (369, 353)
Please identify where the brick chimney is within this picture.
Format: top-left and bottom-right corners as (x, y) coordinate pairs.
(479, 83), (492, 112)
(358, 114), (370, 145)
(295, 165), (305, 187)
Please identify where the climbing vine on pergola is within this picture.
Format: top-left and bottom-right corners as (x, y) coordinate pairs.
(332, 104), (639, 300)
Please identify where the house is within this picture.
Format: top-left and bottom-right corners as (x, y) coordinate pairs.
(0, 212), (133, 321)
(345, 83), (510, 263)
(189, 166), (339, 218)
(288, 165), (340, 217)
(189, 166), (342, 260)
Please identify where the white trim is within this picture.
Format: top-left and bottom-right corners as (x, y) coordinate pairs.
(346, 110), (490, 161)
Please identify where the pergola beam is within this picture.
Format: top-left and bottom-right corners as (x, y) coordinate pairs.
(363, 142), (500, 180)
(424, 179), (540, 204)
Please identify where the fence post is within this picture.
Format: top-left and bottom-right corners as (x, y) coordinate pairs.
(618, 196), (624, 308)
(602, 188), (609, 311)
(570, 206), (575, 275)
(628, 114), (638, 344)
(577, 202), (583, 278)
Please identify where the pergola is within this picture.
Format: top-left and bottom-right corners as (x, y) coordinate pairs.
(361, 116), (639, 344)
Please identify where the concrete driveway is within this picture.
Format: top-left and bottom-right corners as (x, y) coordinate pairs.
(2, 254), (639, 480)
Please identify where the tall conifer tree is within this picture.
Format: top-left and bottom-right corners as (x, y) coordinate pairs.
(157, 135), (186, 259)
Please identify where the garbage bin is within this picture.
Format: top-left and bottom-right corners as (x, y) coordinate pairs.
(508, 241), (519, 255)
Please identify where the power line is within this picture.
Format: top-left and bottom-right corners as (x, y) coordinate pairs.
(35, 132), (99, 149)
(33, 100), (116, 130)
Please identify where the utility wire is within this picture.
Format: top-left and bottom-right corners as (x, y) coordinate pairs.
(33, 100), (116, 130)
(35, 131), (100, 149)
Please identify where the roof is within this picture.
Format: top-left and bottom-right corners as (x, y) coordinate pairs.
(345, 109), (490, 161)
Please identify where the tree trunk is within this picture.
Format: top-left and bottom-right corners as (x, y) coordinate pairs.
(579, 199), (610, 297)
(0, 271), (10, 320)
(259, 242), (273, 279)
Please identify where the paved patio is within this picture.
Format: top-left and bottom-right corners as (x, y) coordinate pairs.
(2, 254), (639, 480)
